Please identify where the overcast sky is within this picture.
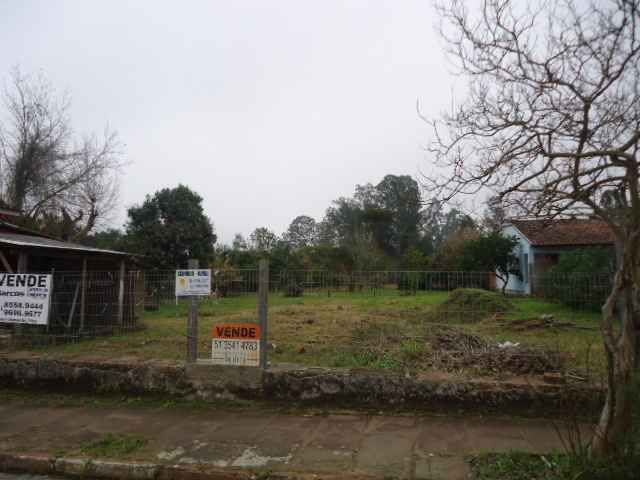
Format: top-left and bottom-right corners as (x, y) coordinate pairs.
(0, 1), (456, 244)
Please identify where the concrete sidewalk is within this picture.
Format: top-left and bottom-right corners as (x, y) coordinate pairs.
(0, 402), (575, 480)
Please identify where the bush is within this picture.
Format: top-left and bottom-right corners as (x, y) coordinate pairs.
(538, 247), (614, 311)
(284, 280), (303, 297)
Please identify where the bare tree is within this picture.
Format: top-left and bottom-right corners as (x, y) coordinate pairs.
(428, 0), (640, 455)
(0, 68), (122, 239)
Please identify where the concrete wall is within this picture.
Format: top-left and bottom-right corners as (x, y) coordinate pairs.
(0, 354), (603, 416)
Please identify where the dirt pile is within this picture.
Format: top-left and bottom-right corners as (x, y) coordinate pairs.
(432, 289), (515, 323)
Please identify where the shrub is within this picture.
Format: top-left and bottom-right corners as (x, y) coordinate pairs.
(284, 280), (303, 297)
(538, 247), (614, 311)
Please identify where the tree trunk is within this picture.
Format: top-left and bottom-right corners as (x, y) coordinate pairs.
(591, 237), (639, 456)
(592, 327), (636, 455)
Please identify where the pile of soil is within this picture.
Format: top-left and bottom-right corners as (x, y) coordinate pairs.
(428, 326), (565, 375)
(432, 289), (515, 323)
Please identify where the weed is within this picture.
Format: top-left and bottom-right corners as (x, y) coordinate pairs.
(16, 290), (604, 375)
(400, 339), (425, 362)
(79, 433), (147, 458)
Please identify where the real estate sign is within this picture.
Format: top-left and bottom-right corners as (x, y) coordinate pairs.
(0, 273), (52, 325)
(175, 269), (211, 297)
(211, 323), (261, 367)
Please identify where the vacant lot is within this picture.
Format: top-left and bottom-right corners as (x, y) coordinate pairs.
(33, 289), (605, 380)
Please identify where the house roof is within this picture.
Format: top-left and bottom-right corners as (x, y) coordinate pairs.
(0, 231), (130, 256)
(508, 219), (615, 247)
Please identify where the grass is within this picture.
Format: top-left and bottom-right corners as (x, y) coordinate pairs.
(471, 450), (640, 480)
(79, 433), (147, 458)
(471, 452), (566, 480)
(23, 289), (605, 377)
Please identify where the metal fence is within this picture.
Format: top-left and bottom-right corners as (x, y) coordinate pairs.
(1, 270), (144, 346)
(532, 272), (613, 311)
(143, 269), (496, 306)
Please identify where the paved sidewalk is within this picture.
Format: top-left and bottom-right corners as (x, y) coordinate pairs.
(0, 402), (575, 480)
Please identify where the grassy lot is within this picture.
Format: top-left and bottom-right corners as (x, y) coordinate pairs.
(33, 289), (605, 378)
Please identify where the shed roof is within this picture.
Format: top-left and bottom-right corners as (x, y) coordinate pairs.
(0, 231), (130, 256)
(508, 219), (615, 247)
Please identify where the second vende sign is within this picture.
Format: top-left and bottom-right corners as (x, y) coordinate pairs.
(211, 323), (261, 367)
(0, 273), (52, 325)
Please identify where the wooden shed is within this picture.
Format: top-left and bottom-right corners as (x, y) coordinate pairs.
(0, 214), (142, 339)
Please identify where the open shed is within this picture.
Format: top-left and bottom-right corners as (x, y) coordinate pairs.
(0, 217), (143, 340)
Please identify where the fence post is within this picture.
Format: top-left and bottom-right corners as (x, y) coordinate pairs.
(186, 259), (199, 363)
(79, 257), (87, 332)
(258, 259), (269, 369)
(117, 259), (126, 326)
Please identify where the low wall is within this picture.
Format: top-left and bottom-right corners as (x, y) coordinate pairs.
(0, 354), (603, 416)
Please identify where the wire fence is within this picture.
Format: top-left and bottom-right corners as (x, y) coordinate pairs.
(532, 272), (613, 311)
(143, 269), (497, 307)
(1, 270), (144, 347)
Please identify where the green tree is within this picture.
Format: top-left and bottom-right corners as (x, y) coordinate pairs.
(374, 175), (422, 256)
(126, 185), (216, 269)
(249, 227), (278, 255)
(283, 215), (317, 249)
(458, 233), (519, 294)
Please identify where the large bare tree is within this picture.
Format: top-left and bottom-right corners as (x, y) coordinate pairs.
(0, 68), (122, 239)
(429, 0), (639, 455)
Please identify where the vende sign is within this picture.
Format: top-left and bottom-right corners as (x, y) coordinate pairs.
(175, 269), (211, 297)
(211, 323), (261, 367)
(0, 273), (52, 325)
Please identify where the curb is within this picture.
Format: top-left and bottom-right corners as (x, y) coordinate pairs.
(0, 452), (381, 480)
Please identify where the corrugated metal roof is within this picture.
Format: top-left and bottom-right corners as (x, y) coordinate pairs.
(0, 232), (130, 256)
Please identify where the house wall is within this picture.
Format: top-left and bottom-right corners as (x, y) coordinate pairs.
(498, 225), (533, 294)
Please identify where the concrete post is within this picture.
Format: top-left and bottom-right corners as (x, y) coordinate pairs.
(186, 259), (199, 363)
(258, 259), (269, 369)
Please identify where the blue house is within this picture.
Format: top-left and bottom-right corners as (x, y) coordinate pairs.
(499, 219), (615, 294)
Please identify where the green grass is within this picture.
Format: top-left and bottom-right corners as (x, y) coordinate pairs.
(20, 289), (605, 377)
(471, 450), (640, 480)
(472, 452), (565, 480)
(79, 433), (147, 458)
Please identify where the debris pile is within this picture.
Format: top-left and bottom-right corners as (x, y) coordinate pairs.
(428, 326), (565, 375)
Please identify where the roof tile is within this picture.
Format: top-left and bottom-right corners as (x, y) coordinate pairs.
(509, 219), (615, 246)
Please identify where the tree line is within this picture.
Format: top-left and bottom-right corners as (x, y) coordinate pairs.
(86, 179), (517, 288)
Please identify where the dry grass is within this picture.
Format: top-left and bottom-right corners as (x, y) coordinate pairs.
(25, 290), (605, 378)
